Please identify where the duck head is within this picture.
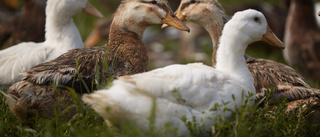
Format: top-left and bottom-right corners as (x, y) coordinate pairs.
(224, 9), (284, 49)
(162, 0), (228, 29)
(113, 0), (190, 32)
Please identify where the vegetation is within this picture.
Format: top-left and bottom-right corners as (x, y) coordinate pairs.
(1, 88), (320, 137)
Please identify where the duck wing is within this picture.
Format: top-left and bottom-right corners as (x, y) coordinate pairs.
(21, 46), (128, 93)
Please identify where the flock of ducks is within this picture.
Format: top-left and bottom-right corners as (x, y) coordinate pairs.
(83, 8), (284, 136)
(3, 0), (189, 123)
(0, 0), (319, 135)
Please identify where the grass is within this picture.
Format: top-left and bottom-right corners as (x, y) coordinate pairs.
(1, 0), (320, 136)
(1, 88), (320, 137)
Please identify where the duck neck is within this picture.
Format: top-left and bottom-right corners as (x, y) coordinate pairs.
(44, 8), (83, 50)
(202, 17), (229, 67)
(286, 0), (317, 32)
(215, 32), (253, 89)
(107, 20), (148, 72)
(200, 3), (230, 67)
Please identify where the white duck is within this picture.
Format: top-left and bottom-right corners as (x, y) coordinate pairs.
(163, 0), (320, 104)
(82, 9), (284, 136)
(1, 0), (189, 124)
(0, 0), (103, 87)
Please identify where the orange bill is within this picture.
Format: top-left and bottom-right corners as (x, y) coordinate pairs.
(161, 6), (185, 29)
(84, 29), (101, 48)
(262, 26), (285, 49)
(83, 2), (104, 18)
(161, 9), (190, 32)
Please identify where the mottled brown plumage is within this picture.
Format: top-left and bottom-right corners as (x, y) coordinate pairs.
(245, 55), (313, 100)
(7, 30), (144, 123)
(5, 0), (189, 122)
(284, 0), (320, 80)
(226, 1), (288, 40)
(7, 81), (77, 123)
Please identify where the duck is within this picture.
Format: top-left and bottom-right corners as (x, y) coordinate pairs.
(162, 0), (320, 105)
(225, 0), (288, 40)
(2, 0), (189, 123)
(0, 0), (104, 88)
(284, 0), (320, 80)
(0, 0), (47, 49)
(82, 9), (284, 136)
(83, 0), (182, 48)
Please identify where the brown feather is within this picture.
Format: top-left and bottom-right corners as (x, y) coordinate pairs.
(6, 1), (151, 122)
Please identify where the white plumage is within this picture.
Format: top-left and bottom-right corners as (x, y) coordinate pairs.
(82, 9), (284, 136)
(83, 63), (248, 135)
(0, 0), (102, 87)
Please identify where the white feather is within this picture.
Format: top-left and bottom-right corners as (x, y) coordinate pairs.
(0, 0), (90, 87)
(83, 9), (270, 136)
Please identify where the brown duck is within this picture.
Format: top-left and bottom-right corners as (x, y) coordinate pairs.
(2, 0), (189, 123)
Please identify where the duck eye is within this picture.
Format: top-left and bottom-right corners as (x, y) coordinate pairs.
(191, 0), (196, 4)
(151, 0), (157, 4)
(253, 17), (260, 22)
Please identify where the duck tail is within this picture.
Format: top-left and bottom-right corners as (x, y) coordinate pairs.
(82, 83), (131, 120)
(82, 92), (112, 118)
(0, 90), (17, 107)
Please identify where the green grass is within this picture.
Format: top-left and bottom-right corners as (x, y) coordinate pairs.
(1, 0), (320, 136)
(1, 88), (320, 137)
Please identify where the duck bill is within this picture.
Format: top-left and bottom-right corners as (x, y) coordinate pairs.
(161, 7), (185, 29)
(83, 2), (104, 18)
(84, 29), (101, 48)
(161, 10), (190, 32)
(262, 26), (285, 49)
